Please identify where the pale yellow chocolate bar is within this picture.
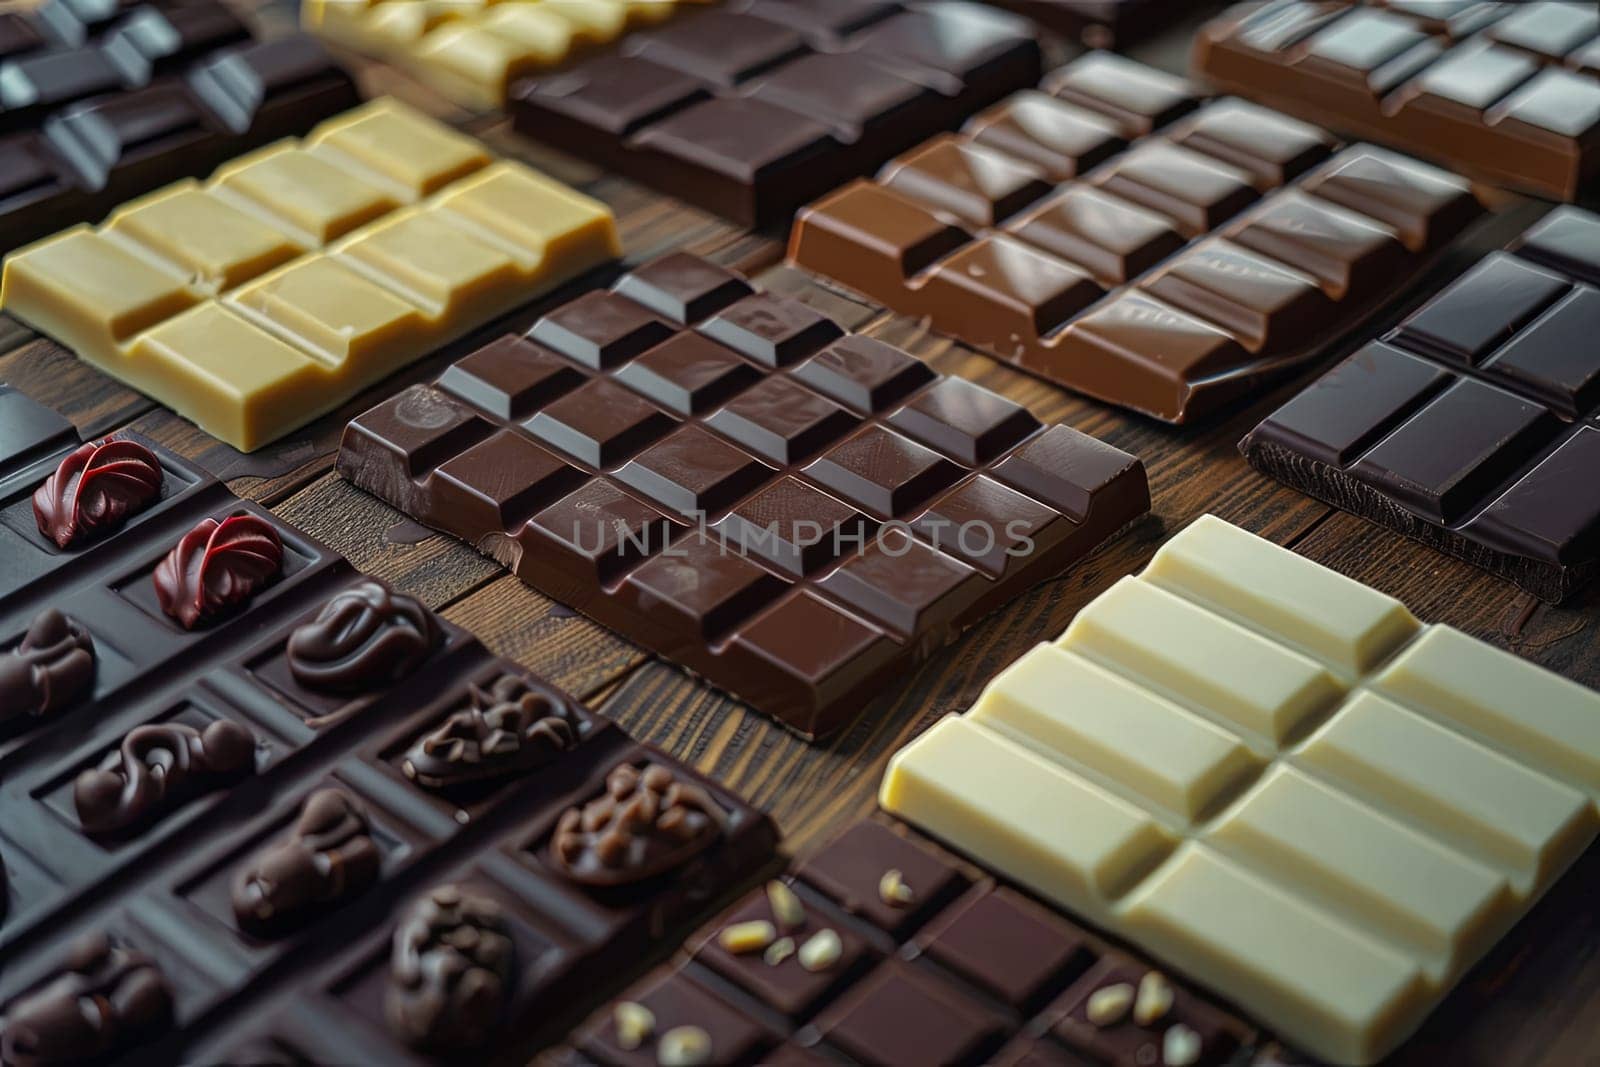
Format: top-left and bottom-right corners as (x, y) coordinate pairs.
(882, 515), (1600, 1065)
(1, 100), (619, 451)
(304, 0), (712, 109)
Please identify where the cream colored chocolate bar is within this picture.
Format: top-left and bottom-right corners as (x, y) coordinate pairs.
(881, 515), (1600, 1065)
(0, 100), (619, 452)
(304, 0), (713, 109)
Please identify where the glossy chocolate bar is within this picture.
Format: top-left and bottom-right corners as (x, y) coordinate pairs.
(790, 52), (1487, 423)
(510, 0), (1043, 227)
(1243, 206), (1600, 603)
(1, 98), (620, 452)
(1194, 0), (1600, 201)
(0, 384), (779, 1064)
(882, 516), (1600, 1064)
(0, 0), (359, 253)
(304, 0), (714, 109)
(553, 818), (1253, 1066)
(337, 253), (1150, 739)
(985, 0), (1193, 47)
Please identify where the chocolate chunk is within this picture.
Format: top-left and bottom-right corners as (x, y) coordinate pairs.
(31, 436), (162, 548)
(74, 719), (257, 835)
(791, 53), (1481, 423)
(0, 933), (172, 1066)
(286, 579), (439, 694)
(1195, 0), (1600, 200)
(0, 609), (94, 723)
(153, 513), (284, 629)
(230, 788), (380, 938)
(403, 673), (578, 790)
(386, 886), (515, 1051)
(337, 253), (1149, 737)
(551, 763), (730, 887)
(1243, 206), (1600, 601)
(510, 2), (1041, 226)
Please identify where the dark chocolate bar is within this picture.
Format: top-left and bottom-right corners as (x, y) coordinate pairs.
(554, 819), (1253, 1067)
(983, 0), (1194, 47)
(1242, 206), (1600, 603)
(336, 253), (1150, 739)
(1194, 0), (1600, 202)
(509, 0), (1043, 227)
(0, 385), (779, 1065)
(0, 0), (358, 252)
(790, 51), (1487, 423)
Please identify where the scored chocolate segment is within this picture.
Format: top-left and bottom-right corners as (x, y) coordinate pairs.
(510, 1), (1043, 227)
(790, 52), (1485, 423)
(0, 0), (356, 252)
(1243, 207), (1600, 603)
(338, 253), (1149, 738)
(1195, 0), (1600, 201)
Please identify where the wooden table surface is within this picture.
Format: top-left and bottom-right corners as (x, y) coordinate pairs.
(1, 2), (1595, 1063)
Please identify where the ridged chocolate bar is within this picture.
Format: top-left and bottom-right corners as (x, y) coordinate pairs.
(0, 0), (359, 252)
(882, 515), (1600, 1063)
(509, 0), (1043, 227)
(0, 385), (779, 1065)
(1243, 206), (1600, 603)
(1195, 0), (1600, 202)
(553, 818), (1253, 1066)
(304, 0), (715, 110)
(1, 99), (620, 452)
(790, 52), (1487, 423)
(337, 253), (1150, 739)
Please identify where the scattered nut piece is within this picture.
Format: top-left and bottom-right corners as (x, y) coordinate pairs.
(717, 920), (776, 955)
(614, 1001), (654, 1051)
(1135, 971), (1174, 1026)
(1086, 983), (1134, 1027)
(797, 928), (843, 972)
(1163, 1023), (1202, 1066)
(766, 880), (805, 931)
(878, 868), (915, 907)
(764, 936), (796, 966)
(657, 1025), (712, 1066)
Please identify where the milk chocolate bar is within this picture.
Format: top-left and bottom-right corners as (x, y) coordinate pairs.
(337, 253), (1150, 738)
(0, 384), (780, 1064)
(0, 0), (359, 252)
(881, 515), (1600, 1065)
(790, 52), (1486, 423)
(1195, 0), (1600, 202)
(1, 98), (620, 452)
(304, 0), (713, 110)
(555, 818), (1253, 1066)
(1243, 206), (1600, 603)
(510, 1), (1043, 227)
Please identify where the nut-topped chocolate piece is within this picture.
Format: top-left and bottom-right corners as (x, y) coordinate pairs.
(402, 674), (578, 790)
(74, 720), (257, 835)
(386, 886), (516, 1052)
(0, 933), (172, 1066)
(552, 763), (731, 887)
(231, 789), (381, 938)
(286, 579), (439, 694)
(0, 610), (94, 724)
(31, 438), (162, 549)
(153, 514), (284, 630)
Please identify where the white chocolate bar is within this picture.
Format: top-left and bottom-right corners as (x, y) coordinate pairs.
(0, 100), (620, 451)
(881, 515), (1600, 1065)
